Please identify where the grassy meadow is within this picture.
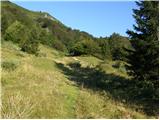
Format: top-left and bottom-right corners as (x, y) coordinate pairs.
(1, 41), (156, 119)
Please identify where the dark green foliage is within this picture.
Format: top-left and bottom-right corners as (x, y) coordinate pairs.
(70, 42), (86, 56)
(126, 1), (159, 87)
(82, 38), (101, 56)
(96, 38), (112, 59)
(1, 15), (9, 36)
(126, 1), (159, 115)
(108, 33), (132, 60)
(70, 38), (101, 56)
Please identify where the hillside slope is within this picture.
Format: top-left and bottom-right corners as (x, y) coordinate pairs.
(1, 1), (132, 60)
(1, 41), (154, 119)
(1, 1), (158, 119)
(1, 1), (94, 50)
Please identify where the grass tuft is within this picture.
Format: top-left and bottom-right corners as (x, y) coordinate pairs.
(2, 60), (19, 71)
(2, 92), (35, 119)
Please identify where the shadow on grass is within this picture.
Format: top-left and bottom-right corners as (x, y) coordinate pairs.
(56, 62), (158, 116)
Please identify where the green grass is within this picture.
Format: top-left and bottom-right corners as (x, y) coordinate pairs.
(31, 57), (56, 71)
(75, 89), (145, 119)
(1, 41), (156, 119)
(76, 55), (102, 67)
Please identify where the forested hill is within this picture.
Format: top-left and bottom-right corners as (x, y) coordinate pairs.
(1, 1), (132, 60)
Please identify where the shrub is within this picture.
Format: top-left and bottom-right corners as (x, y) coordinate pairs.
(4, 21), (28, 44)
(2, 61), (18, 71)
(97, 38), (112, 60)
(70, 42), (86, 56)
(52, 39), (67, 52)
(70, 39), (101, 56)
(108, 33), (132, 60)
(4, 21), (39, 55)
(20, 28), (39, 54)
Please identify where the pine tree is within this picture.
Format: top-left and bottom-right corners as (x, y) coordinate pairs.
(126, 1), (159, 98)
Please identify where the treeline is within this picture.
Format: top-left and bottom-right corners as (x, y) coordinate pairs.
(1, 1), (132, 61)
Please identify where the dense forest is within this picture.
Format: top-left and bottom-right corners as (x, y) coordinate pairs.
(1, 1), (159, 119)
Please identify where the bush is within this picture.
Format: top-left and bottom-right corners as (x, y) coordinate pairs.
(70, 39), (101, 56)
(4, 21), (39, 55)
(97, 38), (112, 60)
(70, 42), (86, 56)
(108, 33), (132, 60)
(20, 28), (39, 54)
(52, 39), (67, 52)
(82, 39), (101, 56)
(4, 21), (28, 44)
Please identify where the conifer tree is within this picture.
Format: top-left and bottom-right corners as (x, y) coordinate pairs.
(126, 1), (159, 94)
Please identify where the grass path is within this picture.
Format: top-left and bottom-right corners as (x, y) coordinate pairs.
(53, 58), (80, 118)
(22, 53), (81, 118)
(61, 82), (80, 118)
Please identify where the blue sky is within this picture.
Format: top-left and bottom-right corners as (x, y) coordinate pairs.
(11, 1), (137, 37)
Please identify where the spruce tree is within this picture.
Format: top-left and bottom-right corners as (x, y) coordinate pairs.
(126, 1), (159, 99)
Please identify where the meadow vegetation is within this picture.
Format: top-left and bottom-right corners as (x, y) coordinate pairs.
(1, 41), (157, 118)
